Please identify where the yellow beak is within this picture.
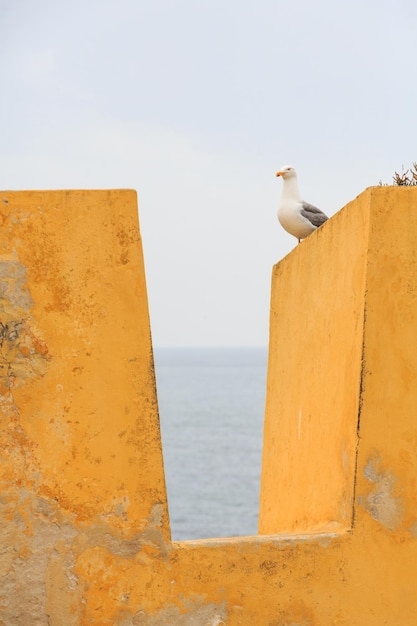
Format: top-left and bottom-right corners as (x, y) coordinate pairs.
(276, 171), (283, 177)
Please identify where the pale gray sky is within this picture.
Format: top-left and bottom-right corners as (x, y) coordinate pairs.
(1, 0), (416, 346)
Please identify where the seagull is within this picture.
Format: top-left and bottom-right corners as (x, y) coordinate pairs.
(276, 165), (328, 243)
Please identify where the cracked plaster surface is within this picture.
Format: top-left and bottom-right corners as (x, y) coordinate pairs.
(358, 456), (404, 531)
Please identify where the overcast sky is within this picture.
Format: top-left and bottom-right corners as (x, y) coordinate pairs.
(1, 0), (416, 346)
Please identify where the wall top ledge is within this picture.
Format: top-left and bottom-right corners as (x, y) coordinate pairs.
(173, 530), (350, 551)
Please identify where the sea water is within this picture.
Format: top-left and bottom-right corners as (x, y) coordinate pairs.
(154, 347), (267, 540)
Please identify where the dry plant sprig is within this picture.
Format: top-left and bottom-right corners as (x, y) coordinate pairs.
(381, 162), (417, 186)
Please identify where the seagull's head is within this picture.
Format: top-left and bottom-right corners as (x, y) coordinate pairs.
(276, 165), (297, 180)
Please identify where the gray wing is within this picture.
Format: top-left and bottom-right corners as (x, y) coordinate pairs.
(300, 201), (329, 227)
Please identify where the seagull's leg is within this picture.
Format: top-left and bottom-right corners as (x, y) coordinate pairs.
(298, 238), (301, 244)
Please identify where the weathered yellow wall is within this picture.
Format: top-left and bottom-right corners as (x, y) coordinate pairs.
(1, 187), (417, 625)
(0, 190), (170, 624)
(259, 190), (370, 534)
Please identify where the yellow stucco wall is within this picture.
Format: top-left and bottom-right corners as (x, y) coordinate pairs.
(259, 189), (370, 534)
(0, 190), (170, 624)
(1, 187), (417, 625)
